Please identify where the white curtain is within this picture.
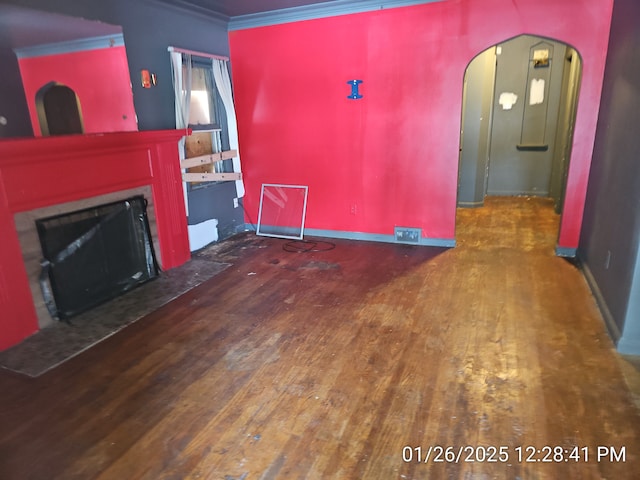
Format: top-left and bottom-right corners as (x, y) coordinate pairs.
(212, 58), (245, 198)
(170, 51), (192, 214)
(170, 51), (192, 129)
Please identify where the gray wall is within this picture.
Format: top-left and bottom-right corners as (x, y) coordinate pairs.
(549, 48), (580, 214)
(1, 0), (244, 240)
(0, 29), (33, 137)
(622, 249), (640, 353)
(458, 37), (575, 207)
(486, 36), (566, 197)
(579, 0), (640, 354)
(458, 47), (495, 207)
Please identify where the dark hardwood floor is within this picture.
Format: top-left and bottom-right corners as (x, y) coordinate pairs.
(1, 197), (638, 479)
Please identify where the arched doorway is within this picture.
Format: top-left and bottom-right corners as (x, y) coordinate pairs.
(35, 82), (85, 136)
(457, 35), (582, 216)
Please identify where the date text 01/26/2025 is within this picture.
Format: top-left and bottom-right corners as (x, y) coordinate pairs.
(402, 445), (626, 464)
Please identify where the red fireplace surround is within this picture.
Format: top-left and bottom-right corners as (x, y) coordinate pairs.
(0, 130), (191, 350)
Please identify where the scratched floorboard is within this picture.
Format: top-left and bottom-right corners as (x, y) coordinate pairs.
(0, 197), (638, 479)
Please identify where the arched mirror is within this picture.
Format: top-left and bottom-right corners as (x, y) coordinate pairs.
(0, 4), (137, 138)
(36, 82), (84, 136)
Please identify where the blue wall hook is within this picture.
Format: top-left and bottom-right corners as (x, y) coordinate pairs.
(347, 79), (363, 99)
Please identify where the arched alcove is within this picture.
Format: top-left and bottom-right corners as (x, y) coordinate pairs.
(35, 82), (85, 136)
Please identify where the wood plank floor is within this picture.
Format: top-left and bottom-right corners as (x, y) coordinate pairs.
(1, 196), (639, 479)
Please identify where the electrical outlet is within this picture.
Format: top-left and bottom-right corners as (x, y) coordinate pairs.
(395, 227), (421, 244)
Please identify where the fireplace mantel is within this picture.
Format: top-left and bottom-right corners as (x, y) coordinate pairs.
(0, 130), (191, 350)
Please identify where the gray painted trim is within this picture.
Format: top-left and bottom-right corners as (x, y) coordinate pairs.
(14, 34), (125, 59)
(555, 246), (577, 257)
(229, 0), (444, 31)
(619, 241), (640, 356)
(457, 201), (485, 208)
(581, 260), (622, 344)
(487, 190), (550, 197)
(616, 336), (640, 356)
(302, 228), (455, 247)
(236, 223), (254, 234)
(257, 226), (304, 240)
(238, 224), (454, 247)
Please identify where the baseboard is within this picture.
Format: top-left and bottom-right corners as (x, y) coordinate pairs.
(580, 260), (622, 344)
(235, 223), (254, 234)
(616, 336), (640, 356)
(555, 246), (577, 257)
(487, 190), (550, 196)
(239, 224), (455, 247)
(457, 201), (484, 208)
(304, 228), (456, 247)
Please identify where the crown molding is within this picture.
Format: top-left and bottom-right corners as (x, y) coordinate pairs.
(14, 34), (125, 59)
(228, 0), (444, 31)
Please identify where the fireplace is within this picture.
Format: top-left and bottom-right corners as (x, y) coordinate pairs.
(36, 196), (158, 320)
(0, 130), (190, 350)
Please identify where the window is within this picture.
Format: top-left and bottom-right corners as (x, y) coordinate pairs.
(186, 62), (216, 127)
(183, 58), (233, 186)
(170, 47), (244, 199)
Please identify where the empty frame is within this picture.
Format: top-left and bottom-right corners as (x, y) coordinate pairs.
(256, 184), (308, 240)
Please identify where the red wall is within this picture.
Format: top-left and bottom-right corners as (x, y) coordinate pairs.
(18, 46), (138, 136)
(229, 0), (613, 248)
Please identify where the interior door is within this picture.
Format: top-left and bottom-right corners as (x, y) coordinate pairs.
(487, 35), (565, 196)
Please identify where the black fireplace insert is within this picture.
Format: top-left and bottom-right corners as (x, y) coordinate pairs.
(36, 196), (159, 320)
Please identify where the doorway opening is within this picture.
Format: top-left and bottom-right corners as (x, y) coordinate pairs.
(35, 82), (85, 136)
(456, 35), (582, 247)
